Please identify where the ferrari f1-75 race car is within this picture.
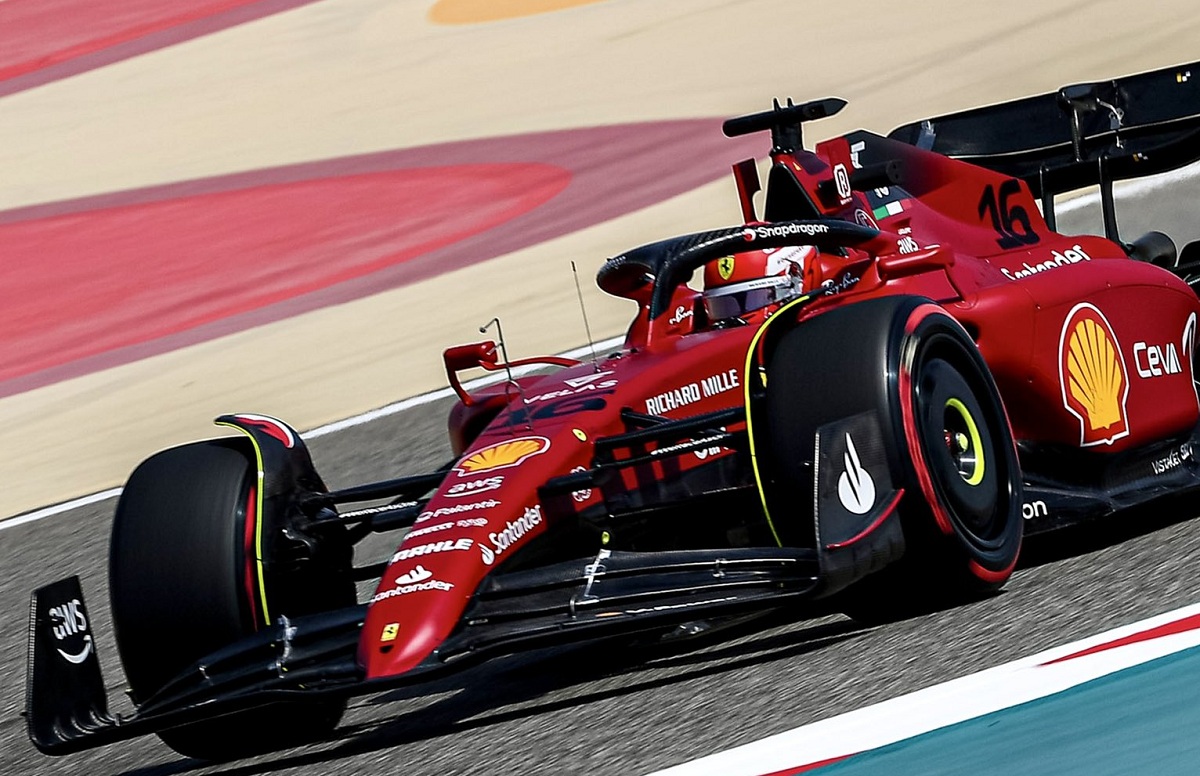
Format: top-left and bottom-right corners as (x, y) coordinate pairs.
(27, 60), (1200, 760)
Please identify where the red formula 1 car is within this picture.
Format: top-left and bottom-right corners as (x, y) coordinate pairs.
(27, 60), (1200, 760)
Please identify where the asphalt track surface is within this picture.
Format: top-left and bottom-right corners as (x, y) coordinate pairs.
(9, 411), (1200, 776)
(4, 187), (1200, 775)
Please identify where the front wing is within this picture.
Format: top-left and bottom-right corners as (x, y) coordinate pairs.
(28, 547), (822, 755)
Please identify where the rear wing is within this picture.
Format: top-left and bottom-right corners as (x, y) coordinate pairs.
(888, 61), (1200, 238)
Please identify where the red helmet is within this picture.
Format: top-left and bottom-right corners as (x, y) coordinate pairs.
(701, 246), (813, 321)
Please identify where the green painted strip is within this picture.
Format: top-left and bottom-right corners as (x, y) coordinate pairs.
(818, 645), (1200, 775)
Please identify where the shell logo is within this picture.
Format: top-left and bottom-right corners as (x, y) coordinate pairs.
(1058, 303), (1129, 446)
(455, 436), (551, 476)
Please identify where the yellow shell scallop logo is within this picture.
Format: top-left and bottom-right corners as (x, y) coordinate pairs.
(1059, 303), (1129, 446)
(456, 436), (551, 476)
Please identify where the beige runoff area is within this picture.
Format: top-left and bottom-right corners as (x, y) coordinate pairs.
(2, 0), (1199, 517)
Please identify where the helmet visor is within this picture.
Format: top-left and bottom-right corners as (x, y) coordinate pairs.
(703, 276), (797, 321)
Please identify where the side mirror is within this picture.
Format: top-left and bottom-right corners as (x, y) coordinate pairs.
(444, 341), (498, 406)
(877, 244), (954, 280)
(443, 341), (498, 373)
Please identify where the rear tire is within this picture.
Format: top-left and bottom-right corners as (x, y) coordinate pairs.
(760, 296), (1022, 622)
(109, 441), (351, 760)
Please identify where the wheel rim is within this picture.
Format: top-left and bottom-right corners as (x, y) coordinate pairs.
(878, 302), (1022, 592)
(943, 397), (985, 486)
(915, 354), (1005, 544)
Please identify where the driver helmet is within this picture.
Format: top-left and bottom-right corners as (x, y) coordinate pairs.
(701, 246), (813, 321)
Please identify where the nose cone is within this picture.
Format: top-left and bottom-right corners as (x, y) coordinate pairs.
(360, 595), (457, 678)
(359, 547), (477, 678)
(358, 502), (553, 677)
(357, 372), (625, 679)
(358, 430), (580, 679)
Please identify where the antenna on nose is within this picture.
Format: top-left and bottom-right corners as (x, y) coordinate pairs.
(571, 261), (600, 371)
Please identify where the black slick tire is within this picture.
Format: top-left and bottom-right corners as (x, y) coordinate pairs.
(761, 296), (1022, 621)
(109, 441), (347, 760)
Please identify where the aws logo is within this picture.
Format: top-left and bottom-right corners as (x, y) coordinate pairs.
(1059, 303), (1129, 446)
(445, 475), (504, 498)
(48, 598), (93, 664)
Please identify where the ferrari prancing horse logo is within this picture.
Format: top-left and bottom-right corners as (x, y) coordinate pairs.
(1058, 303), (1129, 446)
(717, 255), (735, 281)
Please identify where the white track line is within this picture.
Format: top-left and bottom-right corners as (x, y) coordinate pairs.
(2, 335), (624, 531)
(648, 601), (1200, 776)
(1, 488), (125, 532)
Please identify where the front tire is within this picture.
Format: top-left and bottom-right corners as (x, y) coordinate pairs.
(845, 301), (1023, 620)
(109, 441), (351, 760)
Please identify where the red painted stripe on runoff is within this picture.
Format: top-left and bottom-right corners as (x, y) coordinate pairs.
(0, 121), (761, 398)
(0, 163), (568, 386)
(759, 755), (853, 775)
(1039, 612), (1200, 666)
(0, 0), (326, 96)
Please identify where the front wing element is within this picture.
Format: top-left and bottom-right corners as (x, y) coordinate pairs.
(26, 575), (364, 756)
(28, 547), (819, 755)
